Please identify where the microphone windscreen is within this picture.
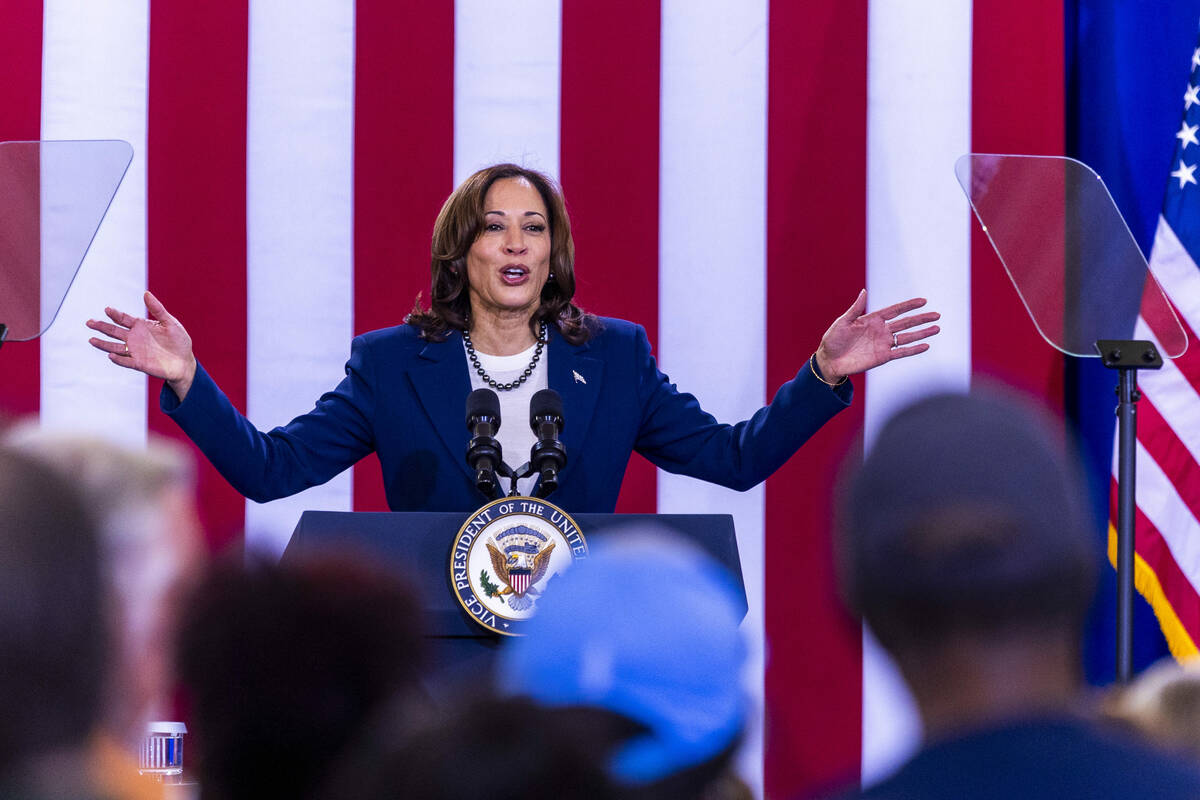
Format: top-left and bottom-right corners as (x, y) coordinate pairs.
(529, 389), (564, 427)
(466, 388), (501, 428)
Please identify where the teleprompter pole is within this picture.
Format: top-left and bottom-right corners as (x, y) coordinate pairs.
(1096, 339), (1163, 684)
(1115, 365), (1137, 683)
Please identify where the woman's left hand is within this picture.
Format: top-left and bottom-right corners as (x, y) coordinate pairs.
(814, 290), (940, 383)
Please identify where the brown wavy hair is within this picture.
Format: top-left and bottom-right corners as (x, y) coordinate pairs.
(406, 164), (594, 344)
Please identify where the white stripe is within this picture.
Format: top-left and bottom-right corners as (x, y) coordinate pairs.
(657, 1), (766, 792)
(453, 0), (561, 183)
(1149, 216), (1200, 346)
(1131, 316), (1200, 468)
(244, 2), (356, 558)
(862, 624), (921, 778)
(39, 0), (148, 447)
(1128, 439), (1200, 593)
(863, 0), (974, 784)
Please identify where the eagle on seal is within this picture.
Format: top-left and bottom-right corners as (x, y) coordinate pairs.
(486, 540), (555, 610)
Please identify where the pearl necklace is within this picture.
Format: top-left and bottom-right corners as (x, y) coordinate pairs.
(462, 322), (547, 392)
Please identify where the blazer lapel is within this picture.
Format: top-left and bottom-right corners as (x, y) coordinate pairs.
(548, 326), (604, 485)
(407, 331), (475, 486)
(406, 326), (604, 494)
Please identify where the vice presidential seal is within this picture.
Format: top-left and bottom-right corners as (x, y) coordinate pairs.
(450, 497), (587, 636)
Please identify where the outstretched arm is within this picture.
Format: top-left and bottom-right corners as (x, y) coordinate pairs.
(814, 289), (941, 383)
(86, 290), (198, 400)
(633, 291), (940, 491)
(88, 290), (377, 504)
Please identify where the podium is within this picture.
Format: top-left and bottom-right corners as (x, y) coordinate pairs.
(283, 511), (745, 690)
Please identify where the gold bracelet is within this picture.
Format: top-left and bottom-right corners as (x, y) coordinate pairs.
(809, 353), (847, 387)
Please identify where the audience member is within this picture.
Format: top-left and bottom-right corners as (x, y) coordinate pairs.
(5, 427), (204, 757)
(319, 696), (639, 800)
(174, 555), (425, 800)
(831, 390), (1200, 799)
(496, 532), (752, 799)
(0, 446), (108, 797)
(1103, 657), (1200, 760)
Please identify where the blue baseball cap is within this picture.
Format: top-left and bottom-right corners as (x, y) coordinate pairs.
(495, 532), (748, 784)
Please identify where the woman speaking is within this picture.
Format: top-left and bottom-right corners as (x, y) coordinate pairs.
(86, 164), (939, 513)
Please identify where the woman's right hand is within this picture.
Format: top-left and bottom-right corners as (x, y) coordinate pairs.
(86, 290), (198, 400)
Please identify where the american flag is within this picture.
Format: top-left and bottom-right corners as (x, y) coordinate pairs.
(1114, 33), (1200, 661)
(0, 1), (1065, 796)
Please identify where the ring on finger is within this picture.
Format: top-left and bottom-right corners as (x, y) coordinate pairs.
(892, 332), (899, 348)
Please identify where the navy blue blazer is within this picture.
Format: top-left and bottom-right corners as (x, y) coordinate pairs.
(162, 317), (852, 513)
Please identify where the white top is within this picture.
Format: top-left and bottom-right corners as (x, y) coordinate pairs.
(465, 340), (549, 497)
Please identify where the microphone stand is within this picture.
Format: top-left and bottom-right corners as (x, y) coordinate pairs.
(501, 461), (556, 500)
(466, 423), (511, 500)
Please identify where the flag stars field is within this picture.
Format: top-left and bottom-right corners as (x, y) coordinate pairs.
(1171, 160), (1197, 188)
(1178, 121), (1199, 148)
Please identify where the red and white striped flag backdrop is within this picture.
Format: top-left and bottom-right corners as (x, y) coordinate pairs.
(0, 1), (1062, 796)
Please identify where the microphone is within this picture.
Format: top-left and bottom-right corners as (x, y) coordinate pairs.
(529, 389), (566, 498)
(465, 388), (503, 498)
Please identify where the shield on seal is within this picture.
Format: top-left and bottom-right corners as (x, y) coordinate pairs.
(509, 568), (532, 596)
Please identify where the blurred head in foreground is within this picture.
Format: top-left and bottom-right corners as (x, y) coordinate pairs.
(175, 555), (425, 800)
(0, 446), (106, 789)
(4, 427), (204, 750)
(838, 390), (1096, 734)
(497, 532), (749, 797)
(1104, 658), (1200, 760)
(320, 696), (640, 800)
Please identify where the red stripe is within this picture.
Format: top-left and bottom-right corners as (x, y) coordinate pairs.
(0, 0), (42, 422)
(560, 0), (661, 514)
(351, 0), (454, 512)
(1111, 478), (1200, 636)
(765, 4), (866, 796)
(970, 0), (1065, 404)
(147, 0), (249, 550)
